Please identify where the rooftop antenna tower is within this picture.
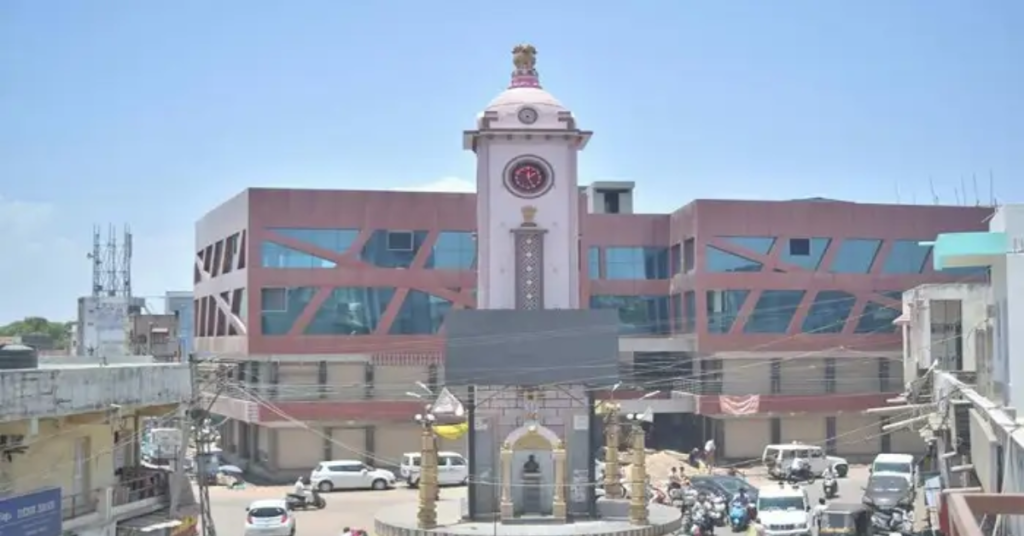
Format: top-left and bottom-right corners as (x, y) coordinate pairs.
(87, 224), (133, 297)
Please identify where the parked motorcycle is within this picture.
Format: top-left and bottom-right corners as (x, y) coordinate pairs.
(284, 489), (326, 510)
(871, 507), (913, 535)
(822, 475), (838, 498)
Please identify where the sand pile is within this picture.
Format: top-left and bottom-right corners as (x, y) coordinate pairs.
(645, 450), (688, 481)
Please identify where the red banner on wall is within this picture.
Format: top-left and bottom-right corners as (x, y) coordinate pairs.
(719, 395), (761, 415)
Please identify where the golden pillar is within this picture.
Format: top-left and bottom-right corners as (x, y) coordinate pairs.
(416, 416), (438, 529)
(499, 444), (514, 520)
(628, 420), (648, 526)
(603, 402), (622, 499)
(553, 442), (567, 521)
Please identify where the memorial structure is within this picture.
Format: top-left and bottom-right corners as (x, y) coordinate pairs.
(374, 44), (682, 536)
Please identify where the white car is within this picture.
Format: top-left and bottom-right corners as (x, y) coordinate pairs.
(870, 453), (916, 484)
(400, 451), (469, 487)
(762, 443), (849, 479)
(244, 499), (294, 536)
(756, 484), (812, 536)
(310, 460), (396, 492)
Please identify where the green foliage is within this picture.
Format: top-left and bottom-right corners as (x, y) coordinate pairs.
(0, 316), (71, 349)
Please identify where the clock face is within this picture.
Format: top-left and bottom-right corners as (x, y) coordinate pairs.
(507, 161), (550, 197)
(517, 107), (538, 125)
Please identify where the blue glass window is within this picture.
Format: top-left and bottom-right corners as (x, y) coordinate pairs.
(670, 244), (682, 275)
(605, 247), (669, 280)
(671, 294), (682, 332)
(261, 242), (337, 268)
(744, 290), (805, 333)
(390, 290), (452, 335)
(882, 240), (931, 274)
(361, 230), (430, 268)
(684, 291), (696, 334)
(260, 287), (316, 335)
(940, 266), (989, 278)
(429, 231), (476, 270)
(801, 291), (857, 333)
(268, 228), (359, 253)
(305, 287), (395, 335)
(721, 236), (776, 255)
(589, 295), (670, 335)
(829, 239), (882, 274)
(706, 290), (749, 333)
(706, 247), (763, 272)
(780, 238), (831, 270)
(854, 301), (901, 334)
(588, 247), (601, 279)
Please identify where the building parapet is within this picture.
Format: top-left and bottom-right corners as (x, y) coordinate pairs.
(0, 361), (191, 423)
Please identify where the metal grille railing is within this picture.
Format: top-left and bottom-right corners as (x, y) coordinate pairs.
(61, 491), (97, 520)
(113, 471), (168, 506)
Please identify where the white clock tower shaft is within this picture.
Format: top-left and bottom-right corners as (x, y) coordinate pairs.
(463, 44), (592, 311)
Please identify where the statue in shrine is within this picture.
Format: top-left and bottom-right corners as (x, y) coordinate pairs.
(523, 454), (541, 475)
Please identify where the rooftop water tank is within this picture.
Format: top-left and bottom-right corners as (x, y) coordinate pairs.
(0, 343), (39, 370)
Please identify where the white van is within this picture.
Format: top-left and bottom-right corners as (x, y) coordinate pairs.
(400, 451), (469, 487)
(762, 443), (849, 478)
(870, 453), (916, 483)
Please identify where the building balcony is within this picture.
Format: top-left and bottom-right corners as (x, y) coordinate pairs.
(62, 490), (99, 520)
(926, 232), (1007, 270)
(58, 472), (170, 533)
(0, 358), (191, 423)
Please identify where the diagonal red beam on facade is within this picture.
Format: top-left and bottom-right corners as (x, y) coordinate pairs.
(376, 230), (440, 334)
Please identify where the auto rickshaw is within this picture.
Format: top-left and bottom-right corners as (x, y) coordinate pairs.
(818, 502), (871, 535)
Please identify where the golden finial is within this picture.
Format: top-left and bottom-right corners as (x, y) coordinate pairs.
(521, 205), (538, 227)
(512, 44), (538, 71)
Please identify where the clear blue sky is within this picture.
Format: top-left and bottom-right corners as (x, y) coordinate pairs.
(0, 1), (1021, 323)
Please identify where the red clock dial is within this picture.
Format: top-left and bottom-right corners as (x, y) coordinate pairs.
(509, 163), (549, 195)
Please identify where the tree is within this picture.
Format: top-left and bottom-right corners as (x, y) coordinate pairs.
(0, 316), (71, 349)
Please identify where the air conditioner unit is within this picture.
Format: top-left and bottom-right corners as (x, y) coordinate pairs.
(386, 231), (414, 252)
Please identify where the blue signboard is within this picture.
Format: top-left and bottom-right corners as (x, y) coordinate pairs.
(0, 488), (62, 536)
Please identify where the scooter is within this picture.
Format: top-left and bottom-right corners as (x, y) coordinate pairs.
(728, 502), (749, 532)
(284, 489), (326, 510)
(822, 475), (838, 498)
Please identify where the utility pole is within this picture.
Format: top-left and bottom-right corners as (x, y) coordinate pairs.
(190, 354), (230, 536)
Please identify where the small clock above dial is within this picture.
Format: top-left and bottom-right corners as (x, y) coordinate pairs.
(505, 159), (553, 198)
(517, 107), (539, 125)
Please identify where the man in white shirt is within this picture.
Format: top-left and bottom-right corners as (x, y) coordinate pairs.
(704, 439), (716, 471)
(788, 456), (809, 481)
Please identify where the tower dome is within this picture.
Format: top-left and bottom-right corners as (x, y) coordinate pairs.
(477, 44), (572, 130)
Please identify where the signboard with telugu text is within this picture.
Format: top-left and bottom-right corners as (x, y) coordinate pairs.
(0, 488), (61, 536)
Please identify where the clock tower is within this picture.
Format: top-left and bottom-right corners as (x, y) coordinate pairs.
(463, 44), (592, 311)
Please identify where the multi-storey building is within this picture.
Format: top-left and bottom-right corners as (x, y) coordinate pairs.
(0, 350), (193, 536)
(195, 45), (993, 478)
(196, 185), (991, 474)
(164, 291), (194, 357)
(899, 204), (1024, 535)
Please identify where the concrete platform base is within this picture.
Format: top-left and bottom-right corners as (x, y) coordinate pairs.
(374, 499), (682, 536)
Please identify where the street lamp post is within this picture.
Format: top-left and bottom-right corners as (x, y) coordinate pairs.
(414, 409), (438, 529)
(625, 410), (650, 526)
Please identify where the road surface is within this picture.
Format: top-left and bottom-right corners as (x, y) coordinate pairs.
(203, 468), (873, 536)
